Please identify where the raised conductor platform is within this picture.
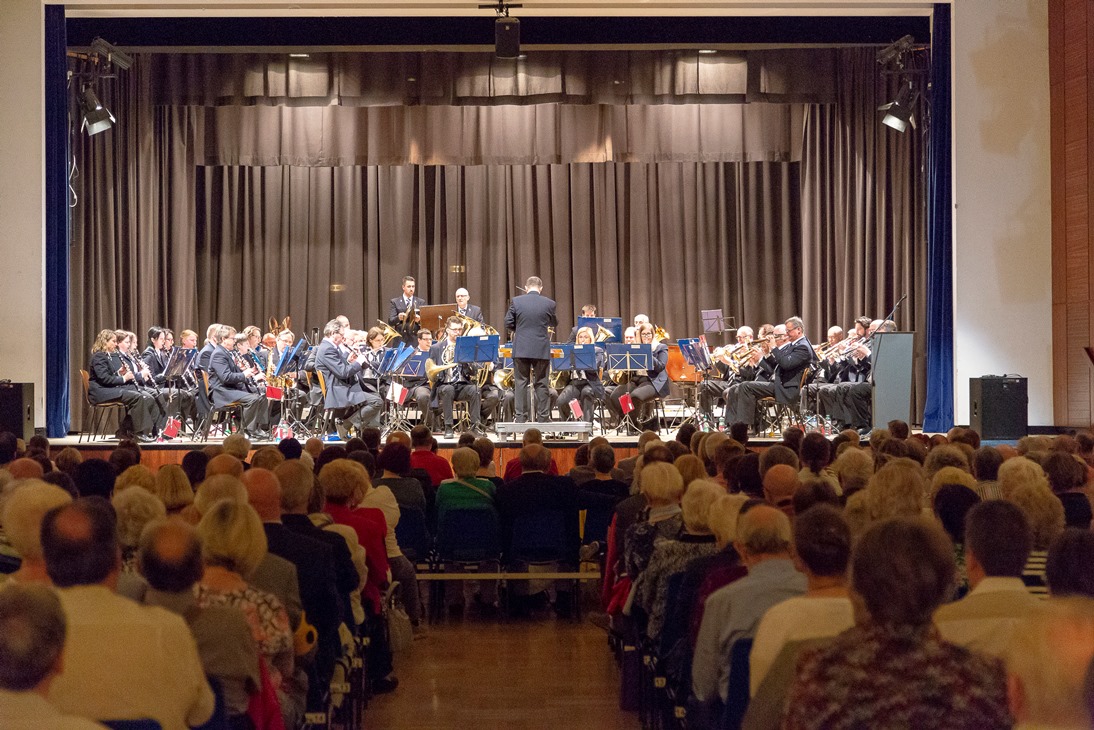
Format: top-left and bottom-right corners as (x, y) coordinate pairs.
(495, 421), (594, 442)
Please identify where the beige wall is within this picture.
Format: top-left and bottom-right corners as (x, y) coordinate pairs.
(952, 0), (1052, 425)
(0, 0), (46, 427)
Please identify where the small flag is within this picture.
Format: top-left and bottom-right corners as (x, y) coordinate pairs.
(266, 385), (284, 400)
(388, 381), (408, 405)
(162, 418), (180, 438)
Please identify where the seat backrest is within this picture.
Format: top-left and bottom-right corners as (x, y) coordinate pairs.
(437, 508), (500, 562)
(582, 505), (614, 546)
(721, 637), (754, 730)
(511, 509), (568, 563)
(80, 369), (91, 405)
(315, 369), (328, 399)
(394, 506), (432, 561)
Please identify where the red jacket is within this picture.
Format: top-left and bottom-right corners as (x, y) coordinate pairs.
(502, 456), (559, 482)
(324, 502), (390, 614)
(410, 450), (454, 488)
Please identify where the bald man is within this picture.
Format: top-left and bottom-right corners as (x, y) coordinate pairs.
(454, 287), (484, 323)
(692, 504), (806, 706)
(762, 464), (801, 518)
(204, 453), (244, 480)
(243, 469), (340, 710)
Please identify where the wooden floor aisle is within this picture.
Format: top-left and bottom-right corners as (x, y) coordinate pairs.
(365, 613), (640, 729)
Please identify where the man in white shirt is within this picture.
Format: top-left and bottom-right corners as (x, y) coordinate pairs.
(935, 500), (1043, 658)
(41, 499), (214, 730)
(0, 584), (107, 729)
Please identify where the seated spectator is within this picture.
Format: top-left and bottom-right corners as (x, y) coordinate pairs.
(1042, 451), (1093, 529)
(866, 458), (926, 521)
(303, 437), (324, 461)
(762, 464), (799, 518)
(798, 433), (839, 493)
(692, 505), (806, 707)
(730, 451), (764, 499)
(196, 499), (300, 725)
(923, 444), (971, 481)
(749, 504), (854, 697)
(935, 500), (1040, 658)
(6, 458), (43, 481)
(114, 464), (154, 493)
(632, 480), (724, 640)
(496, 443), (580, 567)
(0, 583), (107, 729)
(791, 479), (840, 517)
(1005, 481), (1066, 597)
(222, 433), (252, 464)
(372, 442), (428, 514)
(277, 437), (303, 461)
(107, 447), (139, 476)
(112, 487), (166, 573)
(180, 450), (210, 488)
(616, 430), (662, 485)
(712, 441), (746, 489)
(887, 419), (910, 440)
(53, 446), (82, 478)
(206, 452), (245, 480)
(1006, 597), (1094, 729)
(501, 428), (561, 481)
(930, 474), (981, 599)
(701, 433), (730, 476)
(783, 517), (1010, 729)
(781, 426), (805, 454)
(581, 444), (631, 504)
(154, 464), (194, 515)
(998, 455), (1050, 499)
(758, 444), (798, 479)
(1, 481), (71, 584)
(674, 454), (707, 490)
(250, 446), (285, 472)
(471, 437), (502, 485)
(1046, 528), (1094, 598)
(622, 462), (684, 580)
(435, 447), (500, 614)
(829, 447), (872, 498)
(409, 425), (454, 488)
(971, 445), (1004, 500)
(42, 499), (215, 728)
(71, 459), (115, 500)
(138, 519), (260, 721)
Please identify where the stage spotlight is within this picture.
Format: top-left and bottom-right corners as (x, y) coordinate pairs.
(90, 37), (133, 70)
(876, 34), (915, 68)
(878, 83), (917, 133)
(80, 87), (115, 136)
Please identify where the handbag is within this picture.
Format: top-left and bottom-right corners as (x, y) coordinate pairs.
(385, 583), (413, 653)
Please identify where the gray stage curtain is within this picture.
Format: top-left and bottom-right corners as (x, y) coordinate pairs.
(799, 49), (928, 419)
(68, 47), (923, 428)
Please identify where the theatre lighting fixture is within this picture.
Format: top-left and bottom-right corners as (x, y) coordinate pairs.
(878, 81), (918, 133)
(90, 37), (133, 70)
(479, 0), (524, 59)
(79, 86), (115, 136)
(876, 34), (914, 68)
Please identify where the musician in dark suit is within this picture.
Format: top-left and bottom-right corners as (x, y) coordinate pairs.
(504, 276), (558, 423)
(428, 317), (483, 439)
(454, 288), (484, 323)
(315, 319), (383, 439)
(698, 325), (754, 427)
(605, 322), (671, 431)
(567, 304), (597, 343)
(557, 327), (607, 423)
(142, 326), (198, 431)
(208, 325), (270, 440)
(87, 329), (160, 442)
(840, 319), (896, 434)
(725, 317), (816, 431)
(388, 275), (427, 346)
(195, 323), (221, 373)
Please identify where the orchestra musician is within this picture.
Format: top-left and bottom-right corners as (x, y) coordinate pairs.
(835, 319), (896, 435)
(605, 322), (670, 432)
(454, 288), (484, 323)
(557, 326), (606, 423)
(141, 326), (197, 432)
(622, 326), (637, 344)
(241, 325), (268, 366)
(315, 318), (383, 439)
(815, 317), (872, 429)
(504, 276), (558, 424)
(87, 329), (161, 442)
(179, 329), (199, 351)
(697, 325), (754, 427)
(403, 329), (436, 429)
(196, 324), (222, 372)
(429, 316), (483, 439)
(633, 314), (650, 329)
(388, 276), (427, 346)
(208, 325), (271, 440)
(567, 304), (597, 343)
(358, 327), (390, 397)
(115, 330), (170, 435)
(724, 317), (816, 433)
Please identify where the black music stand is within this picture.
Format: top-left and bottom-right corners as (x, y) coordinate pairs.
(604, 343), (653, 434)
(701, 309), (736, 344)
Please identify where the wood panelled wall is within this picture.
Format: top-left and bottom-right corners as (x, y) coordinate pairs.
(1051, 0), (1094, 427)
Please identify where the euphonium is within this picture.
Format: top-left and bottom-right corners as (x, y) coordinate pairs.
(652, 325), (670, 345)
(595, 324), (614, 342)
(375, 320), (403, 347)
(424, 343), (459, 386)
(494, 368), (514, 389)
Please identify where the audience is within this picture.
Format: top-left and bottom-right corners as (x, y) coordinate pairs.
(1, 480), (72, 584)
(1046, 528), (1094, 597)
(1042, 451), (1093, 529)
(153, 464), (194, 514)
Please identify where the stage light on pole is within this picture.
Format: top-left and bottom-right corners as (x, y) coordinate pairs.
(879, 82), (917, 133)
(80, 86), (115, 136)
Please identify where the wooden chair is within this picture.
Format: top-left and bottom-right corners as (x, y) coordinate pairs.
(314, 370), (338, 436)
(79, 369), (126, 443)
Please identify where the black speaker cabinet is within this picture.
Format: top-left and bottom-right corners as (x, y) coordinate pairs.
(969, 376), (1027, 440)
(495, 17), (521, 58)
(0, 382), (34, 442)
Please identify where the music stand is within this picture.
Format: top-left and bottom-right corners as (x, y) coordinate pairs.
(577, 316), (623, 342)
(701, 309), (736, 342)
(551, 343), (574, 373)
(571, 344), (597, 371)
(273, 339), (306, 379)
(456, 334), (500, 364)
(420, 303), (458, 336)
(399, 351), (427, 378)
(604, 343), (653, 434)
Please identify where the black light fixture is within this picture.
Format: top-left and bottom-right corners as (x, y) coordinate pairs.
(480, 0), (523, 59)
(90, 37), (133, 70)
(79, 86), (115, 136)
(878, 82), (918, 133)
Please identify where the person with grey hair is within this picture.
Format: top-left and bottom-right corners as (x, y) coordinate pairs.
(504, 275), (558, 423)
(454, 287), (484, 323)
(138, 519), (260, 722)
(316, 318), (383, 439)
(692, 504), (806, 708)
(41, 499), (215, 729)
(208, 324), (270, 440)
(0, 583), (107, 728)
(725, 317), (815, 435)
(1, 480), (72, 585)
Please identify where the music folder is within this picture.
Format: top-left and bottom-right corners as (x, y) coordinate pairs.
(399, 352), (427, 377)
(455, 334), (499, 364)
(164, 347), (197, 380)
(571, 344), (597, 371)
(273, 338), (307, 378)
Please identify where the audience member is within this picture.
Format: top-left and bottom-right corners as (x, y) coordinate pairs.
(107, 447), (139, 475)
(866, 458), (926, 521)
(180, 450), (210, 488)
(1, 481), (72, 584)
(435, 447), (500, 613)
(617, 431), (662, 485)
(923, 444), (971, 481)
(277, 437), (303, 461)
(1006, 481), (1066, 597)
(71, 459), (115, 500)
(1005, 597), (1094, 729)
(496, 444), (580, 570)
(931, 480), (981, 598)
(6, 458), (43, 481)
(54, 446), (82, 477)
(762, 464), (799, 517)
(0, 583), (108, 729)
(501, 428), (561, 481)
(731, 452), (764, 499)
(206, 452), (245, 480)
(471, 437), (501, 484)
(0, 432), (17, 466)
(971, 445), (1004, 500)
(114, 464), (155, 493)
(758, 444), (798, 479)
(1047, 528), (1094, 598)
(782, 517), (1010, 729)
(154, 464), (194, 515)
(1042, 451), (1093, 529)
(886, 419), (910, 440)
(372, 442), (428, 515)
(791, 479), (840, 517)
(692, 505), (805, 707)
(621, 462), (684, 581)
(137, 519), (260, 721)
(998, 455), (1050, 499)
(41, 471), (77, 498)
(409, 425), (454, 487)
(111, 486), (167, 573)
(673, 454), (707, 489)
(935, 500), (1039, 657)
(303, 437), (324, 460)
(42, 499), (215, 728)
(250, 446), (285, 472)
(749, 505), (853, 696)
(222, 433), (252, 463)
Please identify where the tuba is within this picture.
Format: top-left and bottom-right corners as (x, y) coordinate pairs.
(595, 324), (614, 342)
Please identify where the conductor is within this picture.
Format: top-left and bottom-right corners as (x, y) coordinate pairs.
(504, 276), (557, 423)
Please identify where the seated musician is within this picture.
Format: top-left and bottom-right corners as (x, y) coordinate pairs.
(207, 325), (271, 440)
(241, 325), (268, 366)
(358, 326), (390, 398)
(721, 323), (775, 428)
(401, 329), (435, 428)
(315, 319), (383, 439)
(839, 319), (897, 435)
(87, 329), (161, 442)
(115, 330), (170, 435)
(557, 326), (606, 423)
(429, 317), (483, 439)
(267, 328), (306, 425)
(141, 325), (197, 432)
(810, 317), (870, 426)
(567, 304), (597, 343)
(724, 317), (816, 434)
(698, 325), (754, 427)
(605, 322), (670, 432)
